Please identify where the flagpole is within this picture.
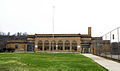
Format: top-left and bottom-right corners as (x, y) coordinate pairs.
(53, 5), (55, 38)
(52, 2), (55, 51)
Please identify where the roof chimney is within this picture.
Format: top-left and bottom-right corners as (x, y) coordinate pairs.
(88, 27), (91, 36)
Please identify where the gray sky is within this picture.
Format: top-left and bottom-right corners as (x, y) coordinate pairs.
(0, 0), (120, 37)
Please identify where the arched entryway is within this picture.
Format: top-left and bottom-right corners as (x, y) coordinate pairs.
(58, 40), (63, 50)
(72, 40), (77, 51)
(44, 40), (49, 50)
(65, 40), (70, 51)
(51, 40), (56, 50)
(38, 40), (42, 50)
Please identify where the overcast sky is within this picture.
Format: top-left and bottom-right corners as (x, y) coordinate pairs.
(0, 0), (120, 37)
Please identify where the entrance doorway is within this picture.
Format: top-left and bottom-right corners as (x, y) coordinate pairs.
(81, 45), (90, 53)
(27, 44), (34, 51)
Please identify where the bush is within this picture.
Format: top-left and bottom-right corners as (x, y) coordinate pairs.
(6, 48), (15, 52)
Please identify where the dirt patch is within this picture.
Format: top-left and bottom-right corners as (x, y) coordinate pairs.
(5, 60), (26, 66)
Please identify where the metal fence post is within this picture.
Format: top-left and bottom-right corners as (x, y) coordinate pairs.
(93, 27), (120, 61)
(105, 34), (107, 57)
(117, 28), (119, 60)
(110, 32), (112, 59)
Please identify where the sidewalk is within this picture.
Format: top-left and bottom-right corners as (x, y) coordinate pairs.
(82, 54), (120, 71)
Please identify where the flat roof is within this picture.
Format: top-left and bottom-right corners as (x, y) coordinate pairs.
(27, 34), (91, 38)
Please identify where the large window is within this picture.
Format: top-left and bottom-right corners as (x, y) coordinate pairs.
(38, 40), (42, 50)
(72, 40), (77, 51)
(27, 41), (35, 51)
(65, 40), (70, 50)
(58, 40), (63, 50)
(51, 40), (56, 50)
(44, 40), (49, 50)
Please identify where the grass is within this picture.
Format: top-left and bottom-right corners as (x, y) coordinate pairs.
(0, 53), (107, 71)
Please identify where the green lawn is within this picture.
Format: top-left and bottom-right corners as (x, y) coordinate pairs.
(0, 53), (107, 71)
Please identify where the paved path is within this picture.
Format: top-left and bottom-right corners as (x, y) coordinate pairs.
(82, 54), (120, 71)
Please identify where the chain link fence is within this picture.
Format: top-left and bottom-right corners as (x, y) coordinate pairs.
(92, 27), (120, 60)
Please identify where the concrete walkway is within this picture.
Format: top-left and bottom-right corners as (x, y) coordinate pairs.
(82, 54), (120, 71)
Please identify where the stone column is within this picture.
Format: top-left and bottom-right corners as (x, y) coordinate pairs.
(42, 41), (44, 51)
(25, 44), (27, 52)
(89, 44), (92, 53)
(80, 46), (82, 53)
(34, 40), (38, 52)
(70, 41), (72, 52)
(77, 41), (81, 52)
(83, 48), (84, 53)
(56, 41), (58, 51)
(63, 41), (65, 51)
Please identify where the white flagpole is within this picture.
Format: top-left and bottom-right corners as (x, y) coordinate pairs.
(52, 0), (55, 51)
